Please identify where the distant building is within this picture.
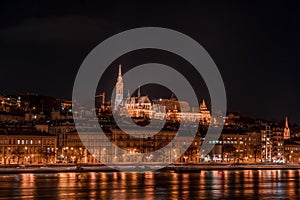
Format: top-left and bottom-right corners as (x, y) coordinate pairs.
(284, 140), (300, 163)
(48, 119), (76, 149)
(199, 100), (211, 125)
(58, 127), (202, 164)
(271, 125), (285, 161)
(0, 127), (57, 165)
(121, 87), (153, 118)
(221, 130), (261, 163)
(0, 111), (24, 122)
(113, 64), (211, 123)
(261, 125), (272, 162)
(50, 107), (72, 120)
(260, 124), (285, 162)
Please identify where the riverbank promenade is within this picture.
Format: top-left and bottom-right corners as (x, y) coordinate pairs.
(1, 163), (300, 173)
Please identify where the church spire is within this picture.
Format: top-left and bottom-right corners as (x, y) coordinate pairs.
(199, 99), (211, 125)
(200, 99), (207, 110)
(137, 86), (141, 98)
(118, 64), (122, 77)
(284, 116), (290, 140)
(114, 64), (124, 110)
(285, 116), (289, 128)
(117, 64), (122, 82)
(127, 89), (131, 99)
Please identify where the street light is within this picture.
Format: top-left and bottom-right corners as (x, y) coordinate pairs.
(290, 151), (294, 163)
(63, 147), (69, 163)
(24, 147), (28, 164)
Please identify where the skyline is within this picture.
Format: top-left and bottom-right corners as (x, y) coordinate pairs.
(1, 2), (300, 199)
(0, 1), (299, 123)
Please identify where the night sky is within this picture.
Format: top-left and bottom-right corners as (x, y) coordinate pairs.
(0, 1), (299, 123)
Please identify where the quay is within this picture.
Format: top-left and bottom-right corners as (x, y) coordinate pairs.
(1, 163), (300, 174)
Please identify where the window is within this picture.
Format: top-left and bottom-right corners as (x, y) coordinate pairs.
(17, 139), (20, 144)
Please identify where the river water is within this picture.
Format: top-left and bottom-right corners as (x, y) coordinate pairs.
(0, 170), (299, 199)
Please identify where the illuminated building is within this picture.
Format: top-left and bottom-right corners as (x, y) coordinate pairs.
(261, 125), (273, 162)
(284, 140), (300, 163)
(0, 127), (57, 165)
(221, 130), (261, 163)
(270, 126), (285, 162)
(113, 65), (211, 123)
(63, 127), (201, 164)
(199, 100), (211, 125)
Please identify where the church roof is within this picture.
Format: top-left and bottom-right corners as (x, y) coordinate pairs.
(137, 96), (151, 104)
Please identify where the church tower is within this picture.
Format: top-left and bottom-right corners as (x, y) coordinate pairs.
(114, 64), (124, 110)
(284, 116), (290, 140)
(200, 99), (211, 124)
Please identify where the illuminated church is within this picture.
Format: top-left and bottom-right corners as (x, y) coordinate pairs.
(114, 65), (211, 124)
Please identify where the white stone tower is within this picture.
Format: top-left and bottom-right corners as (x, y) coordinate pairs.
(284, 116), (290, 140)
(114, 64), (124, 110)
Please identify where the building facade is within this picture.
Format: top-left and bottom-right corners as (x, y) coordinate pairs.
(0, 127), (57, 165)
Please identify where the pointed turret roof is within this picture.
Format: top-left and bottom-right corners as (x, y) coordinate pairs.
(127, 89), (131, 99)
(117, 64), (123, 83)
(137, 86), (141, 98)
(284, 116), (291, 140)
(201, 99), (206, 107)
(200, 99), (207, 110)
(118, 64), (122, 77)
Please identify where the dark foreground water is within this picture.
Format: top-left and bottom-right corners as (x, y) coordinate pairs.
(0, 170), (300, 199)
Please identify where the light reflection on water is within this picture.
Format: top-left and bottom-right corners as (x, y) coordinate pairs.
(0, 170), (299, 199)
